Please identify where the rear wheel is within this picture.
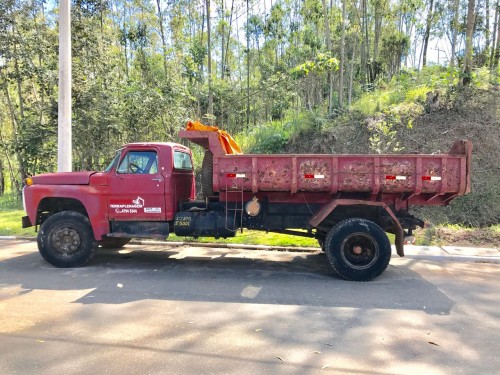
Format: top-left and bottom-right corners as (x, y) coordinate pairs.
(37, 211), (98, 268)
(99, 237), (131, 249)
(324, 218), (391, 281)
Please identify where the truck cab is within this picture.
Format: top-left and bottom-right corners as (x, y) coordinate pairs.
(22, 142), (195, 264)
(105, 142), (195, 222)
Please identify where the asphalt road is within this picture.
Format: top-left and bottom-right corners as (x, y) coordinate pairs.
(0, 239), (499, 374)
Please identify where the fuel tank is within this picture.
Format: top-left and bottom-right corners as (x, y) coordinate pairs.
(174, 211), (237, 238)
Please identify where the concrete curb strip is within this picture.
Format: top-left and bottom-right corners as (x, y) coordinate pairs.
(0, 236), (319, 253)
(1, 236), (498, 260)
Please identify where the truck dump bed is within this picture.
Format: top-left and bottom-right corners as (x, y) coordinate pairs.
(179, 131), (472, 206)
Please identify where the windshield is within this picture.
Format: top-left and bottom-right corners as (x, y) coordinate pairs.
(104, 150), (121, 172)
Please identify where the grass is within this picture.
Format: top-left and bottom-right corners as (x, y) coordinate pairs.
(0, 209), (37, 237)
(0, 194), (38, 237)
(169, 231), (319, 247)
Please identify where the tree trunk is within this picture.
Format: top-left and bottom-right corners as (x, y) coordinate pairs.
(359, 0), (370, 85)
(0, 157), (4, 195)
(221, 0), (225, 80)
(493, 2), (500, 71)
(486, 0), (491, 52)
(206, 0), (213, 122)
(462, 0), (476, 86)
(373, 0), (384, 61)
(321, 0), (333, 112)
(339, 0), (346, 108)
(123, 1), (129, 80)
(224, 0), (235, 78)
(490, 2), (499, 70)
(11, 20), (24, 120)
(422, 0), (435, 67)
(156, 0), (168, 78)
(0, 132), (18, 195)
(348, 40), (357, 106)
(450, 0), (460, 84)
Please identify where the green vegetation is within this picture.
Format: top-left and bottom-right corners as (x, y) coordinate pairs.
(169, 231), (319, 248)
(0, 194), (34, 237)
(0, 209), (36, 237)
(0, 0), (498, 233)
(0, 193), (23, 211)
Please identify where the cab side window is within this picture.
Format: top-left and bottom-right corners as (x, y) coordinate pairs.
(173, 151), (193, 170)
(117, 151), (158, 174)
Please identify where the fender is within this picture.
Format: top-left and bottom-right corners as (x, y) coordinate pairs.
(309, 199), (405, 257)
(23, 184), (110, 241)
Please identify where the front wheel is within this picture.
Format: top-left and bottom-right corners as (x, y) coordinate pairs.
(37, 211), (98, 267)
(324, 218), (391, 281)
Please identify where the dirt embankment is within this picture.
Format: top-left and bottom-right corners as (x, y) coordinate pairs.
(287, 87), (499, 228)
(416, 227), (500, 248)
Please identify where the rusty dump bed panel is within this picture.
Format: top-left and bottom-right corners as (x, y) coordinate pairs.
(179, 131), (472, 200)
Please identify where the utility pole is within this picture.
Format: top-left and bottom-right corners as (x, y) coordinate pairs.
(58, 0), (72, 172)
(246, 0), (250, 128)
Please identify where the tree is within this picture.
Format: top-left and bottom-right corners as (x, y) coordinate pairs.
(155, 0), (168, 77)
(206, 0), (214, 122)
(320, 0), (333, 112)
(462, 0), (476, 85)
(491, 2), (499, 69)
(422, 0), (435, 67)
(493, 1), (500, 73)
(450, 0), (460, 83)
(339, 0), (346, 108)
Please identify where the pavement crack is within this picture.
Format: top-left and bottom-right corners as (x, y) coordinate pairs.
(439, 246), (451, 254)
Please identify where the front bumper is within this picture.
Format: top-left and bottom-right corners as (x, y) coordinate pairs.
(22, 216), (32, 228)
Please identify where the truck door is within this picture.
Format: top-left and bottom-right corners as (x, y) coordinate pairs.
(162, 148), (195, 220)
(107, 148), (166, 221)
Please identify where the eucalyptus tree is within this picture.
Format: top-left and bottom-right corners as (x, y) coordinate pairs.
(462, 0), (476, 85)
(422, 0), (435, 67)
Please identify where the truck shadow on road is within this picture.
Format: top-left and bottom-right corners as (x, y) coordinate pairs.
(0, 243), (454, 315)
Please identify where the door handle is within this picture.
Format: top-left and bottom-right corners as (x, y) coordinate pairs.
(152, 178), (162, 182)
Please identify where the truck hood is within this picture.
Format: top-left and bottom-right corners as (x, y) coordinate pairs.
(32, 171), (97, 185)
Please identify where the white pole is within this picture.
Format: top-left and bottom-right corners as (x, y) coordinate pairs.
(58, 0), (72, 172)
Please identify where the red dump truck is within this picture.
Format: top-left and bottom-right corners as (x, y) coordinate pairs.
(22, 130), (472, 281)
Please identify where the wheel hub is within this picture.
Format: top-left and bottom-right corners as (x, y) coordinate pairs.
(340, 232), (379, 270)
(353, 245), (363, 255)
(51, 227), (81, 255)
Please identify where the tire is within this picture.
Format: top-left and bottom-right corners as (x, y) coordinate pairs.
(99, 237), (131, 249)
(324, 218), (391, 281)
(201, 150), (214, 198)
(37, 211), (98, 268)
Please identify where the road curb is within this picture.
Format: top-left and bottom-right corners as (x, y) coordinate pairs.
(0, 236), (320, 253)
(404, 254), (500, 264)
(129, 240), (319, 253)
(1, 236), (498, 260)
